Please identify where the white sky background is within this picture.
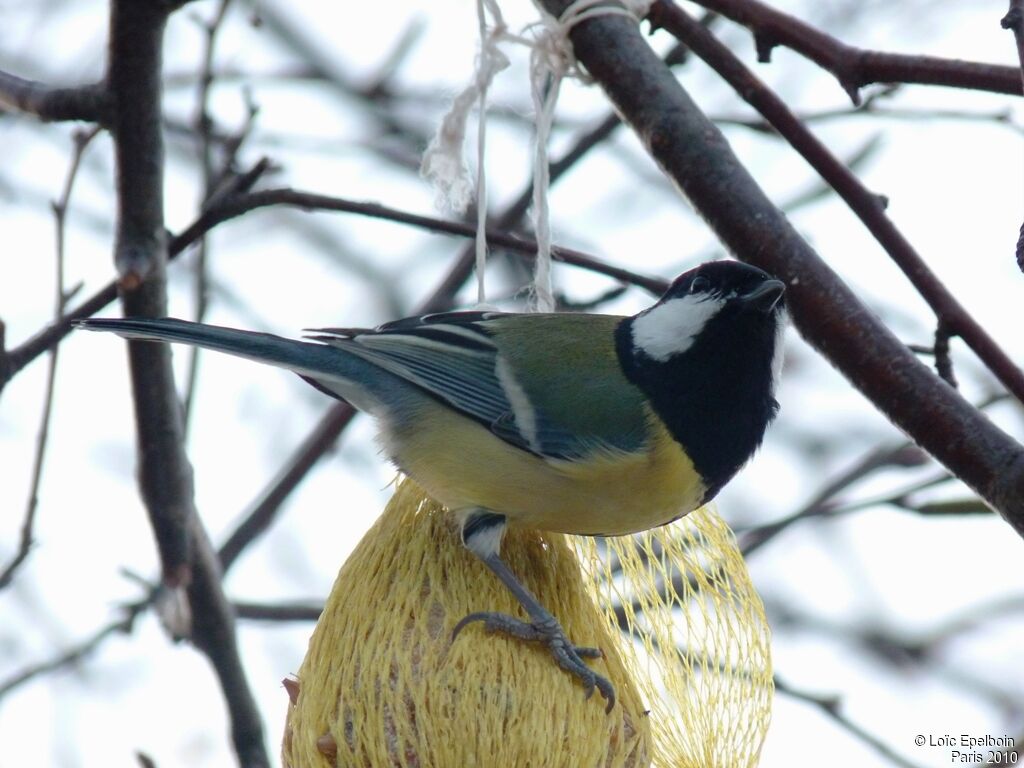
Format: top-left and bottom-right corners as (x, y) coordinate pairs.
(1, 0), (1024, 766)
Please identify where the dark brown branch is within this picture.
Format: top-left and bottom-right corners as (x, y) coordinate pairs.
(1002, 0), (1024, 91)
(534, 0), (1024, 538)
(688, 0), (1023, 104)
(0, 70), (111, 123)
(1016, 221), (1024, 275)
(107, 1), (268, 764)
(185, 520), (268, 767)
(1003, 1), (1024, 274)
(109, 0), (192, 585)
(933, 323), (957, 388)
(649, 2), (1024, 408)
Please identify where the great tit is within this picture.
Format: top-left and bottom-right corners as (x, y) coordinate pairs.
(77, 259), (786, 711)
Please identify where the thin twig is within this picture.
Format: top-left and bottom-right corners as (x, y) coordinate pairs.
(0, 127), (100, 590)
(649, 1), (1024, 410)
(1, 157), (274, 389)
(773, 677), (930, 768)
(739, 442), (927, 556)
(933, 322), (957, 388)
(0, 71), (111, 123)
(3, 182), (660, 391)
(183, 0), (233, 430)
(233, 600), (323, 621)
(687, 0), (1023, 103)
(218, 403), (355, 571)
(177, 189), (667, 294)
(0, 605), (146, 700)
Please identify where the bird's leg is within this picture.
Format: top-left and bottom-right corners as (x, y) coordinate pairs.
(452, 510), (616, 712)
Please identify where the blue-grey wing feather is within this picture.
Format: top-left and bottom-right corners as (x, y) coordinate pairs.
(310, 314), (617, 460)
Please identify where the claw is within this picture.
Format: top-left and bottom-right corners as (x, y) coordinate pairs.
(452, 609), (616, 712)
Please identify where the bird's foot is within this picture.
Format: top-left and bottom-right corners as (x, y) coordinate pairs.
(453, 611), (615, 712)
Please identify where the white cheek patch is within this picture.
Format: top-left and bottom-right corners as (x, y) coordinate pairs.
(631, 294), (723, 362)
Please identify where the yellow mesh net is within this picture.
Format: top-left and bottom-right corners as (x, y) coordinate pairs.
(282, 480), (772, 767)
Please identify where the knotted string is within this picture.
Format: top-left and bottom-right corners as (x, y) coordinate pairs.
(421, 0), (651, 310)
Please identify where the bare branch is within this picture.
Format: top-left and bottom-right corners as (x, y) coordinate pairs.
(649, 2), (1024, 410)
(1, 175), (654, 389)
(106, 0), (268, 763)
(1002, 0), (1024, 274)
(109, 0), (192, 585)
(0, 607), (144, 700)
(688, 0), (1023, 104)
(234, 600), (323, 622)
(185, 520), (269, 767)
(1002, 0), (1024, 91)
(0, 127), (100, 590)
(183, 0), (236, 430)
(933, 322), (957, 388)
(533, 0), (1024, 537)
(0, 70), (110, 124)
(739, 442), (927, 556)
(773, 677), (929, 768)
(177, 189), (667, 294)
(218, 403), (355, 571)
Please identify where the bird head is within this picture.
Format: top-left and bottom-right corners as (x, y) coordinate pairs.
(617, 260), (787, 501)
(628, 260), (786, 365)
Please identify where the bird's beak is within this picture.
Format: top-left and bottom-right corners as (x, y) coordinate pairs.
(739, 279), (786, 312)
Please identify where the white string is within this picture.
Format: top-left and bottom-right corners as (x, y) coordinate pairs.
(420, 0), (510, 307)
(421, 0), (650, 311)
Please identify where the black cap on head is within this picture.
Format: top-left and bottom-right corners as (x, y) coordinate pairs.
(664, 260), (785, 312)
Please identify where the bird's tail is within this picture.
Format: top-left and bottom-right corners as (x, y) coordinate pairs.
(75, 317), (396, 412)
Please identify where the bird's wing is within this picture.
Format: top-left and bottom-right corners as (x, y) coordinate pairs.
(309, 312), (648, 460)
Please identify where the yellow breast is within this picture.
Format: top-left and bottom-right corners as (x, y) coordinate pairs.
(383, 406), (705, 536)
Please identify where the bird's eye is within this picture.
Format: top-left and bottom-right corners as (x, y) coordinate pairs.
(690, 276), (711, 294)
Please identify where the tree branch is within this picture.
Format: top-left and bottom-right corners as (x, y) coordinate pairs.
(688, 0), (1023, 104)
(648, 3), (1024, 406)
(233, 600), (323, 622)
(109, 0), (192, 585)
(0, 159), (273, 389)
(176, 189), (667, 294)
(1001, 0), (1024, 273)
(533, 0), (1024, 538)
(217, 403), (355, 572)
(0, 127), (99, 590)
(107, 1), (268, 764)
(1001, 0), (1024, 91)
(0, 70), (111, 123)
(773, 677), (928, 768)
